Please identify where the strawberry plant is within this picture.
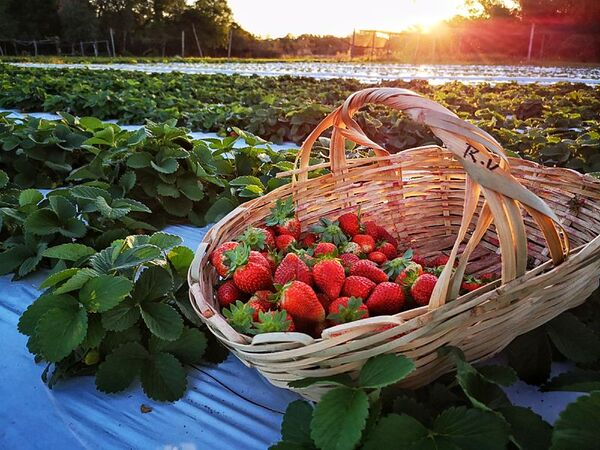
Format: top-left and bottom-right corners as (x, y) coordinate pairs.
(17, 231), (207, 401)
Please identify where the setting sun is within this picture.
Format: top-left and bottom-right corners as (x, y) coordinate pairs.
(228, 0), (471, 37)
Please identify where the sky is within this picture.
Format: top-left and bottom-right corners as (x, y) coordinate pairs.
(227, 0), (472, 38)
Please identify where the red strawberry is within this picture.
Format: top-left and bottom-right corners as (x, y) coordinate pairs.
(363, 221), (380, 239)
(265, 198), (301, 239)
(316, 293), (333, 310)
(254, 310), (295, 333)
(327, 297), (369, 324)
(350, 260), (389, 283)
(427, 254), (453, 268)
(227, 244), (273, 293)
(411, 274), (438, 306)
(340, 241), (361, 255)
(338, 212), (361, 237)
(275, 234), (296, 252)
(376, 226), (398, 248)
(394, 262), (424, 289)
(216, 280), (244, 308)
(274, 253), (312, 286)
(314, 242), (337, 257)
(480, 272), (498, 283)
(247, 290), (273, 321)
(238, 226), (275, 251)
(313, 258), (345, 300)
(279, 281), (325, 323)
(340, 253), (360, 270)
(377, 242), (398, 260)
(460, 275), (484, 294)
(352, 234), (376, 253)
(210, 241), (239, 277)
(260, 250), (280, 273)
(366, 282), (405, 315)
(411, 253), (427, 267)
(368, 251), (388, 265)
(301, 232), (318, 248)
(342, 276), (376, 299)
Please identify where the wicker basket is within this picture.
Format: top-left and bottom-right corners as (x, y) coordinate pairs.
(188, 88), (600, 401)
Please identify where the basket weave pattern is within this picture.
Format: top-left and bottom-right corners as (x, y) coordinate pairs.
(188, 88), (600, 401)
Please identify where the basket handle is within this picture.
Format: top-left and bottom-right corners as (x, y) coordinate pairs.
(293, 88), (569, 309)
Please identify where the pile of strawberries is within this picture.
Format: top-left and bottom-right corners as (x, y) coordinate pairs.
(209, 198), (497, 337)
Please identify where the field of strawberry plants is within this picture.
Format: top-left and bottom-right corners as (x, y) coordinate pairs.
(1, 62), (600, 449)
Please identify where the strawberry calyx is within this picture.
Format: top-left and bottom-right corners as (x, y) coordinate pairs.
(311, 218), (348, 246)
(327, 297), (368, 324)
(253, 310), (293, 333)
(222, 300), (254, 334)
(265, 197), (296, 226)
(382, 249), (414, 279)
(238, 226), (268, 251)
(224, 243), (251, 276)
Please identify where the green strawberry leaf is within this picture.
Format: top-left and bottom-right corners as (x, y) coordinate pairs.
(506, 328), (552, 385)
(133, 266), (173, 302)
(148, 326), (207, 365)
(280, 400), (314, 446)
(96, 342), (149, 393)
(204, 197), (236, 224)
(547, 312), (600, 363)
(167, 246), (194, 276)
(127, 152), (153, 169)
(95, 196), (130, 219)
(70, 185), (112, 202)
(551, 392), (600, 450)
(43, 243), (96, 261)
(24, 209), (61, 235)
(498, 406), (552, 450)
(358, 354), (415, 389)
(48, 195), (76, 218)
(19, 189), (43, 207)
(148, 232), (183, 251)
(39, 268), (80, 289)
(310, 387), (369, 450)
(543, 370), (600, 393)
(101, 297), (140, 331)
(0, 245), (32, 275)
(81, 314), (106, 350)
(18, 294), (78, 336)
(0, 169), (8, 188)
(112, 198), (151, 213)
(141, 352), (187, 402)
(140, 302), (183, 341)
(59, 217), (87, 238)
(151, 158), (179, 174)
(35, 299), (88, 362)
(478, 364), (518, 387)
(288, 374), (353, 389)
(79, 275), (133, 313)
(54, 268), (99, 294)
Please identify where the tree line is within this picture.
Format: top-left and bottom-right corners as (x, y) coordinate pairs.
(0, 0), (598, 60)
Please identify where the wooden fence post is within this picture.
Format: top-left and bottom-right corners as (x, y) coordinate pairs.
(110, 28), (116, 57)
(192, 23), (203, 57)
(527, 22), (536, 61)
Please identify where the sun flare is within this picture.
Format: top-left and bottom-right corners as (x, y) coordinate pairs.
(228, 0), (470, 38)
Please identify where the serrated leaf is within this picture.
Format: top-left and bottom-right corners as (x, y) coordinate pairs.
(133, 266), (173, 302)
(310, 387), (369, 450)
(19, 189), (43, 207)
(148, 232), (182, 251)
(79, 275), (133, 313)
(39, 268), (80, 289)
(478, 364), (518, 387)
(547, 312), (600, 363)
(177, 175), (204, 201)
(141, 352), (187, 402)
(81, 314), (106, 350)
(433, 407), (510, 450)
(59, 217), (87, 238)
(100, 326), (142, 354)
(110, 244), (162, 271)
(18, 294), (78, 336)
(205, 197), (236, 223)
(24, 209), (60, 235)
(95, 196), (130, 219)
(148, 326), (207, 364)
(230, 175), (265, 189)
(280, 400), (314, 446)
(358, 354), (415, 389)
(168, 246), (194, 275)
(151, 158), (179, 174)
(54, 268), (99, 294)
(498, 406), (552, 450)
(112, 198), (151, 213)
(544, 370), (600, 393)
(551, 392), (600, 449)
(49, 196), (76, 218)
(157, 183), (180, 198)
(160, 195), (192, 217)
(391, 395), (432, 425)
(101, 295), (139, 331)
(18, 247), (45, 277)
(36, 300), (88, 362)
(96, 342), (149, 393)
(43, 243), (96, 261)
(361, 414), (429, 450)
(0, 245), (32, 275)
(119, 171), (137, 192)
(70, 185), (111, 202)
(140, 302), (183, 341)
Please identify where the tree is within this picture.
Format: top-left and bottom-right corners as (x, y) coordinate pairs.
(518, 0), (600, 23)
(5, 0), (61, 39)
(58, 0), (99, 42)
(178, 0), (233, 52)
